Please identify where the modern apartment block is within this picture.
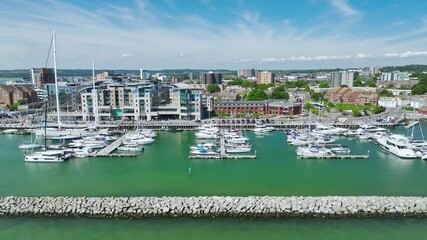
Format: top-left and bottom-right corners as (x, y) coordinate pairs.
(200, 71), (222, 84)
(381, 71), (410, 81)
(330, 71), (354, 88)
(256, 71), (275, 84)
(80, 81), (211, 121)
(46, 82), (80, 111)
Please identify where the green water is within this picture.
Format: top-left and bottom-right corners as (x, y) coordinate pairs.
(1, 123), (427, 238)
(1, 217), (427, 240)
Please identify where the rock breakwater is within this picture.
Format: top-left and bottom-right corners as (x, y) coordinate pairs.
(1, 196), (427, 218)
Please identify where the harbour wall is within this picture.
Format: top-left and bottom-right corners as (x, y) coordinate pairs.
(1, 196), (427, 218)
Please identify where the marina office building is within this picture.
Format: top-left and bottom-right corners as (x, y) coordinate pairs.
(80, 81), (212, 121)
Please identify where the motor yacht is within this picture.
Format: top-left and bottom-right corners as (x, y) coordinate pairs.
(25, 150), (70, 163)
(377, 134), (417, 159)
(296, 145), (335, 158)
(312, 124), (347, 135)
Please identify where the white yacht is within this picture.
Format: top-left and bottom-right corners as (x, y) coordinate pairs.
(342, 130), (360, 138)
(296, 145), (335, 158)
(377, 134), (417, 159)
(25, 150), (70, 163)
(225, 136), (249, 144)
(408, 139), (427, 151)
(312, 124), (347, 135)
(253, 124), (274, 133)
(195, 131), (219, 139)
(2, 129), (19, 134)
(190, 149), (219, 156)
(190, 143), (217, 151)
(330, 146), (351, 154)
(118, 145), (143, 152)
(226, 146), (252, 153)
(70, 148), (93, 158)
(356, 124), (387, 134)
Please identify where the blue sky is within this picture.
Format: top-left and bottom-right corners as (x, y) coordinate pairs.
(1, 0), (427, 70)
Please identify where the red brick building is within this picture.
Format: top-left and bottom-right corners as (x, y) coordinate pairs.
(325, 86), (378, 105)
(0, 85), (14, 107)
(214, 101), (302, 116)
(0, 85), (38, 108)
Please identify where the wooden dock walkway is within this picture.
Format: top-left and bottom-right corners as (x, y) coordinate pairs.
(96, 135), (127, 155)
(92, 153), (137, 157)
(299, 154), (369, 159)
(405, 121), (419, 129)
(188, 154), (256, 159)
(219, 137), (226, 157)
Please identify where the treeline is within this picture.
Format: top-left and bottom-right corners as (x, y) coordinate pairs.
(380, 64), (427, 73)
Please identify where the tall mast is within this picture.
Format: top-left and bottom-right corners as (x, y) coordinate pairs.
(92, 58), (98, 128)
(52, 29), (61, 130)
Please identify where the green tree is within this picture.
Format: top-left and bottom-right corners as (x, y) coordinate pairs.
(353, 78), (363, 87)
(242, 80), (257, 88)
(412, 84), (427, 95)
(270, 90), (289, 100)
(386, 84), (394, 89)
(305, 102), (313, 110)
(311, 92), (324, 100)
(9, 99), (25, 111)
(258, 83), (274, 91)
(367, 80), (377, 87)
(295, 80), (308, 88)
(227, 78), (243, 86)
(378, 89), (394, 97)
(319, 82), (329, 88)
(245, 89), (268, 101)
(352, 110), (362, 117)
(206, 84), (221, 93)
(372, 106), (386, 114)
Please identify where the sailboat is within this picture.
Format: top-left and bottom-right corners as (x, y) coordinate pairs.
(33, 30), (87, 139)
(25, 90), (70, 163)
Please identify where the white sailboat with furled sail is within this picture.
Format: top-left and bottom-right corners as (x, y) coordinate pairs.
(33, 30), (87, 139)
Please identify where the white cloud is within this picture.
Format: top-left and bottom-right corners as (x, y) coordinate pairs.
(329, 0), (361, 17)
(383, 53), (399, 57)
(355, 53), (373, 59)
(400, 51), (427, 58)
(121, 54), (131, 58)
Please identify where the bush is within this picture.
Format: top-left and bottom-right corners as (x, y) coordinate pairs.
(372, 106), (386, 114)
(352, 110), (362, 117)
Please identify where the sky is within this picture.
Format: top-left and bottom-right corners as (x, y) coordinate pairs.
(1, 0), (427, 70)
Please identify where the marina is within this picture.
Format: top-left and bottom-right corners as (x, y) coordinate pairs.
(0, 122), (425, 197)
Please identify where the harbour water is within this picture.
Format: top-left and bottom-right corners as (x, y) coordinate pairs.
(1, 123), (427, 238)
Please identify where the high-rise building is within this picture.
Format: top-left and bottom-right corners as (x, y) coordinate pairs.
(381, 71), (410, 81)
(256, 71), (275, 84)
(200, 71), (222, 84)
(369, 66), (379, 76)
(330, 71), (354, 88)
(31, 68), (55, 88)
(237, 68), (259, 78)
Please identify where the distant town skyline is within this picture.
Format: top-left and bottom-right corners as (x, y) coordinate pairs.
(1, 0), (427, 70)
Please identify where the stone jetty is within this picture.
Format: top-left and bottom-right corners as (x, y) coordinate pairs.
(1, 196), (427, 218)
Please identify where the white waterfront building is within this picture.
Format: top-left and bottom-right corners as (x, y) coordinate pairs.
(80, 81), (211, 121)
